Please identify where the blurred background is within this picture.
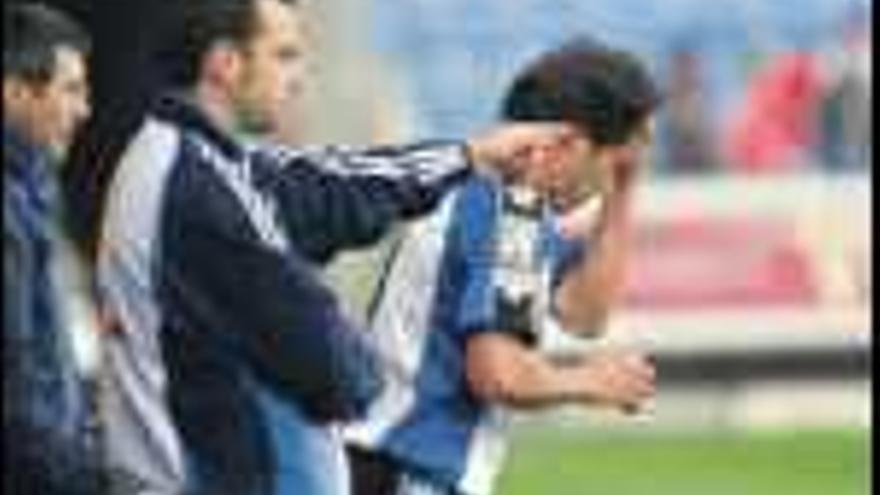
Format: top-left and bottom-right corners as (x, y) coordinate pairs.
(43, 0), (871, 493)
(308, 1), (872, 494)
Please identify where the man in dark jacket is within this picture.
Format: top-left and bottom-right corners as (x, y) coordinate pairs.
(96, 1), (572, 494)
(3, 3), (103, 493)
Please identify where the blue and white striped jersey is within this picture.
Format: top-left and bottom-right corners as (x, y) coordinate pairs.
(344, 174), (583, 495)
(97, 93), (477, 495)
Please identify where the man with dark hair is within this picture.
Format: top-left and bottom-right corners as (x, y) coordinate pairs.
(3, 3), (103, 494)
(3, 2), (90, 156)
(42, 0), (186, 265)
(95, 0), (573, 494)
(343, 36), (661, 495)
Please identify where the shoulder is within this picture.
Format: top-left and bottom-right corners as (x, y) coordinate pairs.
(450, 174), (502, 240)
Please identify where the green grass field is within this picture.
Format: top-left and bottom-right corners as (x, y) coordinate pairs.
(496, 428), (870, 495)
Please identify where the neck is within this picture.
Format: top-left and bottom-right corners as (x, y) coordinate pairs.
(192, 82), (238, 135)
(3, 106), (38, 147)
(4, 119), (54, 178)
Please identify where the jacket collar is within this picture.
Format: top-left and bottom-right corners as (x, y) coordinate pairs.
(151, 92), (246, 162)
(3, 123), (52, 183)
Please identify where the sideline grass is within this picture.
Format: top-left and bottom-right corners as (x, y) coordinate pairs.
(496, 428), (870, 495)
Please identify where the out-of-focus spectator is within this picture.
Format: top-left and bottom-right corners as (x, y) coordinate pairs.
(661, 48), (718, 173)
(37, 0), (185, 265)
(723, 52), (825, 173)
(818, 5), (871, 171)
(3, 3), (105, 493)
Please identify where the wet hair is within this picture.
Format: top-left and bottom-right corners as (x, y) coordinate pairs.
(502, 36), (661, 146)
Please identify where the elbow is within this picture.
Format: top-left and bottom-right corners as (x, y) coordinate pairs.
(298, 328), (386, 421)
(555, 297), (612, 338)
(571, 306), (611, 338)
(466, 361), (517, 403)
(303, 363), (384, 421)
(465, 342), (523, 404)
(332, 339), (386, 416)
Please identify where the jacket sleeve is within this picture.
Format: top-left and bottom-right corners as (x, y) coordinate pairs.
(159, 183), (383, 422)
(250, 141), (474, 262)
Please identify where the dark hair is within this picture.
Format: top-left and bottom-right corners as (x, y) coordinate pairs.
(502, 36), (661, 146)
(163, 0), (297, 86)
(4, 2), (90, 83)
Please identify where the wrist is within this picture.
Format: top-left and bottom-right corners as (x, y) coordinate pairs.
(602, 190), (635, 222)
(607, 181), (635, 204)
(556, 366), (600, 404)
(464, 136), (495, 171)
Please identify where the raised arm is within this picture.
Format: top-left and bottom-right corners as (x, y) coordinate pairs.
(252, 123), (573, 262)
(552, 158), (639, 336)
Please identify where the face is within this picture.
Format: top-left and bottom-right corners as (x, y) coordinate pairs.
(234, 0), (310, 134)
(3, 46), (90, 158)
(523, 120), (654, 210)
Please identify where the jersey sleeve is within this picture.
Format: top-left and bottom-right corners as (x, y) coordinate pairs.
(448, 177), (544, 344)
(451, 179), (500, 338)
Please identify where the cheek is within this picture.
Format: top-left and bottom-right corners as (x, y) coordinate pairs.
(57, 97), (81, 129)
(285, 61), (306, 93)
(258, 66), (288, 113)
(242, 59), (272, 101)
(554, 157), (580, 187)
(34, 94), (66, 138)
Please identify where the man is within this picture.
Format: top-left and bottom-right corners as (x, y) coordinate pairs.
(343, 37), (661, 495)
(96, 1), (573, 494)
(3, 3), (103, 494)
(38, 0), (187, 263)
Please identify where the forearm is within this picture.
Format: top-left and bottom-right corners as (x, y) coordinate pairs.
(466, 334), (591, 410)
(264, 142), (472, 261)
(554, 193), (634, 334)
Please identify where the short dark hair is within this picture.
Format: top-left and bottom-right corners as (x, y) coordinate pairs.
(3, 3), (90, 84)
(163, 0), (297, 87)
(502, 36), (661, 146)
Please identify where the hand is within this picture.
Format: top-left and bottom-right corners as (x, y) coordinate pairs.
(557, 196), (604, 240)
(595, 150), (641, 223)
(466, 122), (574, 180)
(606, 144), (646, 200)
(572, 350), (655, 413)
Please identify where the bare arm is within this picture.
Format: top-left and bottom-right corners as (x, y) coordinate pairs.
(465, 332), (654, 411)
(550, 140), (647, 336)
(553, 188), (635, 336)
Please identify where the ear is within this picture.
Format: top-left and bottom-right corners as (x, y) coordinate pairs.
(4, 78), (31, 104)
(3, 78), (39, 117)
(201, 41), (244, 89)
